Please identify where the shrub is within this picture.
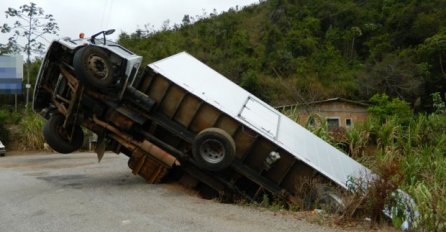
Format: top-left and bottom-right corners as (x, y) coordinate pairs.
(368, 94), (412, 124)
(410, 183), (446, 231)
(340, 152), (404, 225)
(18, 113), (45, 150)
(0, 110), (8, 142)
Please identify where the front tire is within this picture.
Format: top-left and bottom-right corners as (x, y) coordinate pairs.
(43, 114), (84, 154)
(73, 46), (114, 89)
(192, 128), (236, 171)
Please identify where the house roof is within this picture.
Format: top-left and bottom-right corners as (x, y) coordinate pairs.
(275, 97), (369, 110)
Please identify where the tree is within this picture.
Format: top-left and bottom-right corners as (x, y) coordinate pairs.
(0, 2), (59, 108)
(182, 15), (192, 26)
(368, 93), (413, 125)
(419, 32), (446, 80)
(358, 54), (425, 104)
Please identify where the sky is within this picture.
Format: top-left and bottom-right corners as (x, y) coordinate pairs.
(0, 0), (259, 54)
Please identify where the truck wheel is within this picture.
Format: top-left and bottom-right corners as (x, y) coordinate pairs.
(73, 46), (113, 88)
(315, 185), (345, 213)
(43, 114), (84, 154)
(192, 128), (235, 171)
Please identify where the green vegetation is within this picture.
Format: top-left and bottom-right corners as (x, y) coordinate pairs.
(0, 109), (44, 151)
(289, 94), (445, 231)
(118, 0), (446, 110)
(279, 92), (445, 230)
(18, 112), (45, 150)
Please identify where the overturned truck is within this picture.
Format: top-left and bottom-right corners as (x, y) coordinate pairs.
(34, 30), (372, 205)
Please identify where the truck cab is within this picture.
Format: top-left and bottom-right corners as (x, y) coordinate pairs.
(33, 29), (143, 154)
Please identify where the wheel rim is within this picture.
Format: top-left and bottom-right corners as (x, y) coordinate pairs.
(87, 55), (109, 80)
(199, 139), (225, 164)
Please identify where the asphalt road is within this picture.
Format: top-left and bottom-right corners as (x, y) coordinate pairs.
(0, 152), (345, 232)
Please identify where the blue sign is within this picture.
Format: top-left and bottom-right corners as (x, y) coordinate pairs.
(0, 55), (23, 95)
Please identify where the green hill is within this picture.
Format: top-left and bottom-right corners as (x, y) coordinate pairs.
(118, 0), (446, 110)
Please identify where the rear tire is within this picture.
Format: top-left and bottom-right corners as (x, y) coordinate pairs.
(192, 128), (236, 171)
(43, 114), (84, 154)
(315, 185), (345, 213)
(73, 46), (114, 88)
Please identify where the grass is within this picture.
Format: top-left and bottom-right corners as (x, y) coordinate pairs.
(354, 117), (445, 230)
(18, 113), (45, 150)
(279, 106), (446, 231)
(0, 109), (45, 151)
(342, 115), (446, 231)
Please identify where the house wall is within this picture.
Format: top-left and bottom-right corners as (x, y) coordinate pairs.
(297, 101), (368, 128)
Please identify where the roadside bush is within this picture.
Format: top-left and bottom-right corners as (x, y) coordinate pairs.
(368, 94), (412, 125)
(18, 113), (44, 150)
(289, 98), (446, 231)
(0, 109), (11, 143)
(340, 152), (404, 226)
(410, 183), (446, 231)
(0, 107), (46, 150)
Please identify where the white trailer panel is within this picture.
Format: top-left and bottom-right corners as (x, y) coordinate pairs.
(148, 52), (371, 189)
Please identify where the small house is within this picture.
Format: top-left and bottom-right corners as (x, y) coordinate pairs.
(278, 98), (369, 130)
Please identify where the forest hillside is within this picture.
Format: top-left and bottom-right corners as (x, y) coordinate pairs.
(118, 0), (446, 111)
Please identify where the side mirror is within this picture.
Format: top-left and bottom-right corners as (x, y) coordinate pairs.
(90, 29), (116, 44)
(105, 29), (115, 35)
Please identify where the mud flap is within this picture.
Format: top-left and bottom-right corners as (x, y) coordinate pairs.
(95, 133), (106, 163)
